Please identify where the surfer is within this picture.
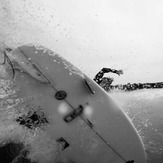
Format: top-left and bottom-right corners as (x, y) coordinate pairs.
(94, 67), (163, 91)
(93, 68), (123, 90)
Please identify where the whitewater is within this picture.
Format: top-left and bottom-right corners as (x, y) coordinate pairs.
(0, 65), (163, 163)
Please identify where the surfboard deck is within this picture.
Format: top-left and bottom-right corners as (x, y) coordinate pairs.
(6, 44), (147, 163)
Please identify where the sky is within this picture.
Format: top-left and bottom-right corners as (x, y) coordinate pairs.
(0, 0), (163, 84)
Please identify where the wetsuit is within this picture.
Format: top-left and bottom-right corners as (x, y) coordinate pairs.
(94, 68), (120, 85)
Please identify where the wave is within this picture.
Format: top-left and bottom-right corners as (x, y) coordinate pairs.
(110, 89), (163, 163)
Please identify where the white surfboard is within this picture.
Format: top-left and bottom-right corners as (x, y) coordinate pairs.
(5, 44), (147, 163)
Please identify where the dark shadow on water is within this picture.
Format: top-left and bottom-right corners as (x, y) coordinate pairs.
(16, 110), (49, 129)
(0, 142), (37, 163)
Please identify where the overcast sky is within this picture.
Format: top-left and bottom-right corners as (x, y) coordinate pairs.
(0, 0), (163, 84)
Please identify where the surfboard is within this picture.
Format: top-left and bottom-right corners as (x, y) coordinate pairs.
(5, 44), (147, 163)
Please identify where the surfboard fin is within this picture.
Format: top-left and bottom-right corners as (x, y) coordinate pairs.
(63, 105), (84, 123)
(84, 78), (95, 94)
(57, 137), (70, 150)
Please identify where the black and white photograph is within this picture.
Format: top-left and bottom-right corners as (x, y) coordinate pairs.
(0, 0), (163, 163)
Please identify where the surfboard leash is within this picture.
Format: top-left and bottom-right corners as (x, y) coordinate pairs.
(0, 49), (15, 79)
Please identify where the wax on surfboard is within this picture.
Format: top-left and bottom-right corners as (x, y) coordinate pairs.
(5, 44), (147, 163)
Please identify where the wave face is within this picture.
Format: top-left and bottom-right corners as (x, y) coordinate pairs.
(110, 89), (163, 163)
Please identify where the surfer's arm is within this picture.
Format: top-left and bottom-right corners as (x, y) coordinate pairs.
(94, 68), (107, 84)
(100, 68), (123, 76)
(101, 68), (123, 75)
(94, 68), (123, 84)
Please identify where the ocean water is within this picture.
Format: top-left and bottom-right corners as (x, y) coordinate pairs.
(110, 89), (163, 163)
(0, 65), (163, 163)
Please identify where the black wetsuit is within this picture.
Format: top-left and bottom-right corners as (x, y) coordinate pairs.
(94, 68), (119, 85)
(94, 68), (163, 92)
